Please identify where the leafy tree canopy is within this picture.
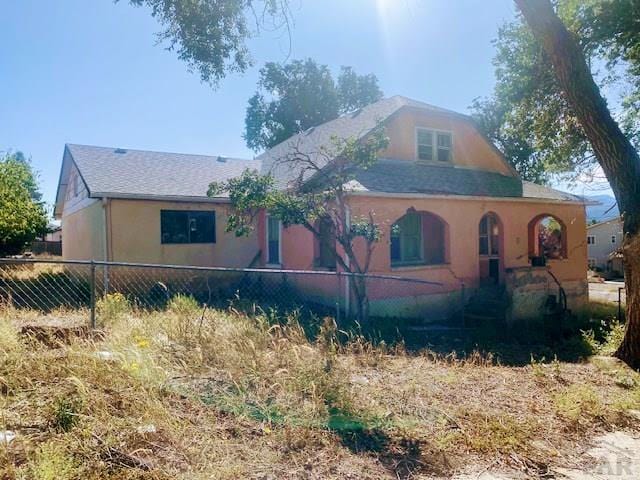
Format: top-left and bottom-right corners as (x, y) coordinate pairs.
(471, 0), (640, 184)
(244, 59), (383, 151)
(123, 0), (288, 86)
(0, 152), (48, 256)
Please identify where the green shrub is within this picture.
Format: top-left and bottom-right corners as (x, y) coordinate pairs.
(97, 292), (131, 324)
(167, 294), (201, 316)
(50, 396), (83, 432)
(598, 321), (626, 356)
(581, 320), (625, 356)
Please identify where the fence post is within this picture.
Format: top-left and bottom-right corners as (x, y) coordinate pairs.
(335, 272), (341, 324)
(90, 261), (96, 329)
(618, 286), (624, 321)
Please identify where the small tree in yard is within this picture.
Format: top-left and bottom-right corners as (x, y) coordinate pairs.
(208, 126), (389, 321)
(0, 152), (48, 256)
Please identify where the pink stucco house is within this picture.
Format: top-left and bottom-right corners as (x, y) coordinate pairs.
(55, 96), (588, 321)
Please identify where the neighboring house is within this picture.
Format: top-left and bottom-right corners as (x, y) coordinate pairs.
(45, 225), (62, 243)
(54, 96), (588, 321)
(587, 217), (624, 275)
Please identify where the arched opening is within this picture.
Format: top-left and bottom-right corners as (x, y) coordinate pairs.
(390, 211), (447, 267)
(528, 214), (567, 262)
(479, 212), (502, 284)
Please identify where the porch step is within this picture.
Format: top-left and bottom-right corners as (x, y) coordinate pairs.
(464, 285), (510, 325)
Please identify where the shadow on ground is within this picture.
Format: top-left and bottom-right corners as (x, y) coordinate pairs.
(347, 304), (623, 367)
(328, 409), (451, 479)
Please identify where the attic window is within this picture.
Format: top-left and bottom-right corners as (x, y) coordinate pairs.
(416, 128), (452, 162)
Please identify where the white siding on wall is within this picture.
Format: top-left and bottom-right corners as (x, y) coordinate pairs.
(587, 218), (623, 269)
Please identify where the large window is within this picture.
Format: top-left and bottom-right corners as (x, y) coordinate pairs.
(161, 210), (216, 244)
(416, 128), (452, 162)
(266, 216), (281, 265)
(391, 212), (446, 267)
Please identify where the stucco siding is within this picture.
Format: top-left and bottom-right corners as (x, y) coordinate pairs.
(271, 194), (587, 321)
(62, 200), (105, 261)
(347, 195), (586, 285)
(381, 109), (515, 176)
(108, 199), (260, 268)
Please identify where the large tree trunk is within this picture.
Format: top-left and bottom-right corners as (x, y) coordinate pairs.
(515, 0), (640, 368)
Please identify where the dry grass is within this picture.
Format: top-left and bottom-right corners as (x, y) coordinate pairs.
(1, 298), (639, 479)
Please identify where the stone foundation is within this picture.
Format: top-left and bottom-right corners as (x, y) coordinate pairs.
(505, 266), (588, 323)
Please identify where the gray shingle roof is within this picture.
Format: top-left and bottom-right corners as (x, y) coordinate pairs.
(257, 95), (472, 188)
(59, 97), (583, 206)
(349, 159), (523, 197)
(66, 144), (259, 199)
(522, 181), (584, 202)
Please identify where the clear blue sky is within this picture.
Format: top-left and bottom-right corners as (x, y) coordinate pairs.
(5, 0), (596, 209)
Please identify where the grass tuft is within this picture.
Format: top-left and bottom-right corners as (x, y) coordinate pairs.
(1, 301), (639, 479)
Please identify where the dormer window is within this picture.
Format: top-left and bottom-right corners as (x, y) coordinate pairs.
(416, 128), (452, 162)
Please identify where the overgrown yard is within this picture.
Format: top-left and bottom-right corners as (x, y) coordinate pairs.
(0, 297), (639, 479)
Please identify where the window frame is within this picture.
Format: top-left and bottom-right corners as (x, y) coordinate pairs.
(611, 235), (617, 244)
(315, 217), (336, 270)
(160, 210), (216, 245)
(391, 213), (425, 267)
(588, 258), (597, 268)
(587, 235), (596, 245)
(265, 214), (282, 266)
(479, 214), (500, 258)
(415, 127), (453, 163)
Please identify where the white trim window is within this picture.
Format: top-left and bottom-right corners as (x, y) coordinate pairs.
(416, 128), (452, 163)
(611, 235), (617, 244)
(588, 258), (597, 269)
(587, 235), (596, 245)
(266, 215), (282, 266)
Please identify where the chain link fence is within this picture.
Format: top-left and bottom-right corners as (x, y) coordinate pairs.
(0, 259), (456, 327)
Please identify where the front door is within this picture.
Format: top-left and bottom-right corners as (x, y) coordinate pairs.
(479, 213), (501, 285)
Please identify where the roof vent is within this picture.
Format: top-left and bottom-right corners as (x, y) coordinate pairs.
(114, 148), (127, 154)
(217, 156), (227, 163)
